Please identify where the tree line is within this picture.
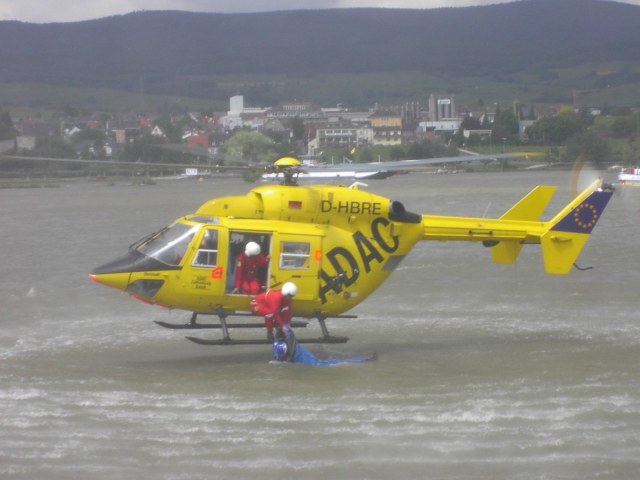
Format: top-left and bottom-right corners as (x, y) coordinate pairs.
(2, 105), (639, 174)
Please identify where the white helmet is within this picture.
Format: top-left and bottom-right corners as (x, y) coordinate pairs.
(281, 282), (298, 297)
(244, 241), (261, 257)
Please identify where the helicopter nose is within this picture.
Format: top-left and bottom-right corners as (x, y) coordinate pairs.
(90, 251), (177, 294)
(89, 272), (131, 291)
(89, 252), (139, 291)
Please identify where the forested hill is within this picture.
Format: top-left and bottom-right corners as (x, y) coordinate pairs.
(1, 0), (639, 97)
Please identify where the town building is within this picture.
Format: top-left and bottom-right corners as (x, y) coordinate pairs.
(310, 122), (373, 150)
(369, 111), (403, 146)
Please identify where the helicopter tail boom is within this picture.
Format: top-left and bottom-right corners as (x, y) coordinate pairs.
(421, 179), (613, 274)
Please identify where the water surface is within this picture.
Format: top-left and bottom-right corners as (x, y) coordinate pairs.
(1, 171), (638, 479)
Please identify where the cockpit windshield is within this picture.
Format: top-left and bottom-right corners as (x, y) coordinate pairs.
(136, 222), (200, 266)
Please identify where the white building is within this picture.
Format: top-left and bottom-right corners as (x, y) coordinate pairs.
(222, 95), (244, 130)
(221, 95), (270, 131)
(417, 120), (460, 134)
(310, 126), (373, 149)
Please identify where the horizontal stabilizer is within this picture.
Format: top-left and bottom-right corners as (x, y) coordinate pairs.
(491, 185), (556, 264)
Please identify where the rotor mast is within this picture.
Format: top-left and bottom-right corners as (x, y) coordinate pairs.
(272, 156), (303, 186)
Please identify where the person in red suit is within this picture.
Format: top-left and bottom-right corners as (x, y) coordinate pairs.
(250, 282), (297, 341)
(232, 241), (269, 294)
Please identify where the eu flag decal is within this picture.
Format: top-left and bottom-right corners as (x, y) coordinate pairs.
(573, 203), (598, 230)
(551, 189), (613, 234)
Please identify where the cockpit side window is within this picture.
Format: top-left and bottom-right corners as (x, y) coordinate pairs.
(192, 228), (219, 267)
(136, 223), (199, 266)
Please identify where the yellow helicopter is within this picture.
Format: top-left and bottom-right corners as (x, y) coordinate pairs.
(88, 156), (614, 346)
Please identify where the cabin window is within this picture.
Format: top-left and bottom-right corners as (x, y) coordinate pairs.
(137, 222), (199, 266)
(192, 228), (219, 267)
(279, 242), (310, 269)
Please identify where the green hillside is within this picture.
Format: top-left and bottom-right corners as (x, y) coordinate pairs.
(1, 0), (639, 111)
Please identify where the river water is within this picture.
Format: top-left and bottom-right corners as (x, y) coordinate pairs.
(1, 170), (639, 479)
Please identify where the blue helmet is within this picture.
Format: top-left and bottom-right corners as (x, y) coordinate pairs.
(272, 340), (288, 361)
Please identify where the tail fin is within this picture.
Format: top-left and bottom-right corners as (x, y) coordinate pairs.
(540, 180), (614, 274)
(491, 185), (556, 264)
(500, 185), (557, 222)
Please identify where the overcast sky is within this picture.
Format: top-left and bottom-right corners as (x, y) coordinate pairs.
(1, 0), (639, 23)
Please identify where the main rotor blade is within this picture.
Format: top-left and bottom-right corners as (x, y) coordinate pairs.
(304, 152), (531, 173)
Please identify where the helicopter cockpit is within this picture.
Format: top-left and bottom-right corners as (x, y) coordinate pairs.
(125, 216), (272, 299)
(135, 222), (199, 266)
(130, 216), (219, 266)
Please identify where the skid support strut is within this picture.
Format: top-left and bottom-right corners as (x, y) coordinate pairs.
(317, 316), (331, 339)
(216, 308), (231, 342)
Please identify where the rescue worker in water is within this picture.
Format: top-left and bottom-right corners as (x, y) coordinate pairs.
(250, 281), (297, 342)
(232, 241), (269, 294)
(272, 338), (376, 366)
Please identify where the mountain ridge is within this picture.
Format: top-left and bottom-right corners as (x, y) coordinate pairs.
(1, 0), (639, 105)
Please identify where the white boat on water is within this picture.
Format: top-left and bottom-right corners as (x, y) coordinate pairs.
(618, 167), (640, 186)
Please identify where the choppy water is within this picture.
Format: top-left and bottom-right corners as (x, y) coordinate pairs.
(1, 170), (639, 479)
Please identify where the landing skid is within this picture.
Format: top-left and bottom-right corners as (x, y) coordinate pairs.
(186, 335), (349, 346)
(156, 309), (353, 346)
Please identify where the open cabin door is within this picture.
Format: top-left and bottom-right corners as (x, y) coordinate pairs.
(225, 231), (272, 295)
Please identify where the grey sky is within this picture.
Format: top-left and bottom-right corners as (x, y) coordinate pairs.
(2, 0), (639, 23)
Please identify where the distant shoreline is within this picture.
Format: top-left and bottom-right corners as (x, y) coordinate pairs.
(0, 164), (591, 189)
